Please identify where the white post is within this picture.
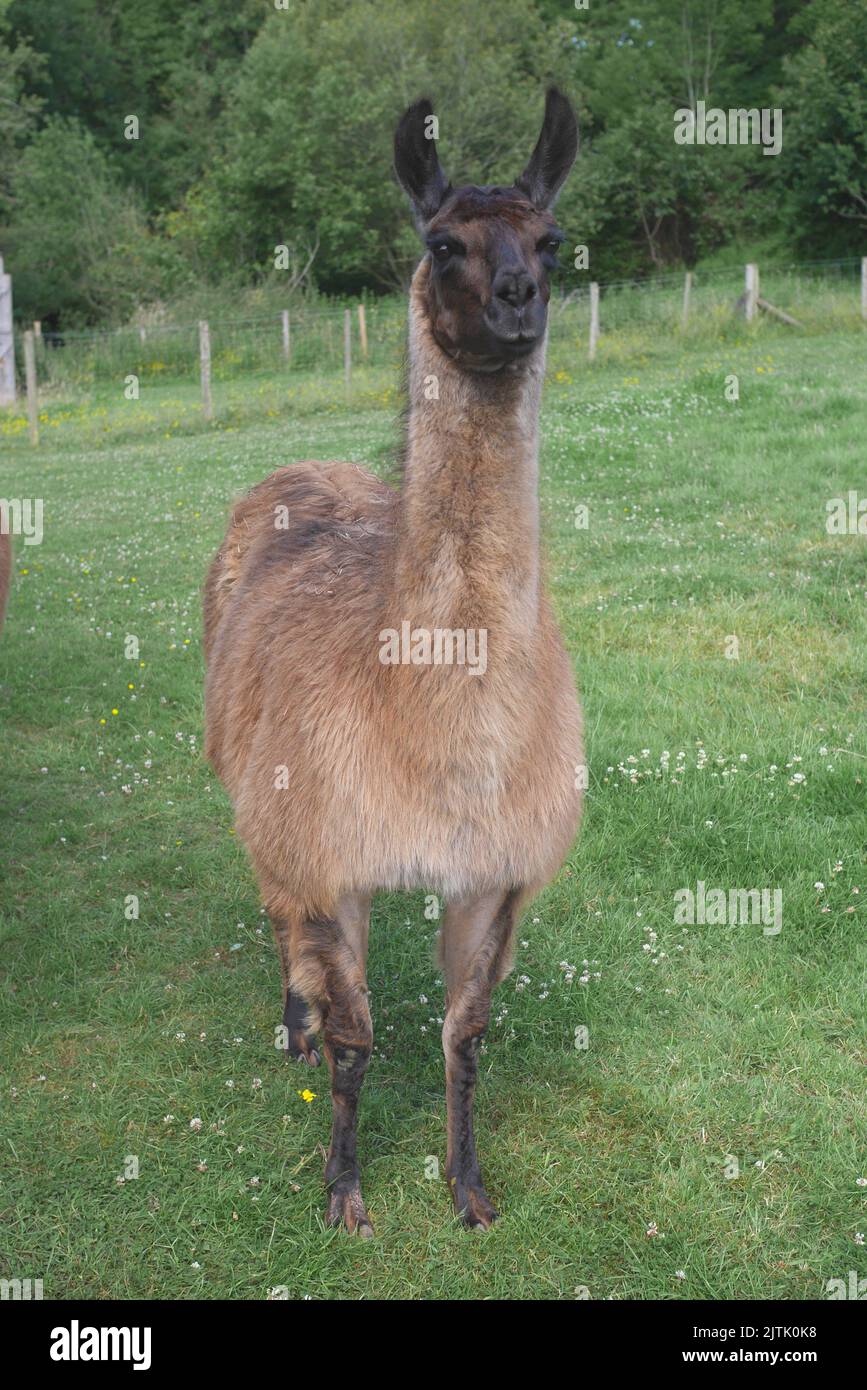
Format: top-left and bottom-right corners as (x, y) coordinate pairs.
(681, 270), (693, 330)
(588, 281), (599, 361)
(358, 303), (368, 359)
(344, 308), (352, 387)
(281, 309), (291, 364)
(745, 263), (759, 323)
(24, 329), (38, 446)
(199, 320), (212, 421)
(861, 257), (867, 322)
(0, 256), (16, 406)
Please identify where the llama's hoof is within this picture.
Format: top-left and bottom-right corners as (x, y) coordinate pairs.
(283, 992), (319, 1065)
(326, 1184), (374, 1238)
(280, 1027), (320, 1065)
(449, 1176), (499, 1230)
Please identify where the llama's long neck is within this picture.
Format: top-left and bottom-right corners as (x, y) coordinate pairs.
(393, 261), (545, 636)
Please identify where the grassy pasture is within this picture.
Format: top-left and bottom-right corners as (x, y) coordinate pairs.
(0, 313), (865, 1300)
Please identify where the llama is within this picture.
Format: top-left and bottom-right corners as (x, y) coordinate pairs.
(0, 524), (10, 634)
(204, 90), (583, 1234)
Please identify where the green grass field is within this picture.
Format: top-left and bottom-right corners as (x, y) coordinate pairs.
(1, 319), (865, 1300)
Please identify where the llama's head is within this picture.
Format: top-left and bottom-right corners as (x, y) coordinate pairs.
(394, 88), (578, 370)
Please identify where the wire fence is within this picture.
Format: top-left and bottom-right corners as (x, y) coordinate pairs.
(3, 257), (865, 440)
(30, 299), (410, 385)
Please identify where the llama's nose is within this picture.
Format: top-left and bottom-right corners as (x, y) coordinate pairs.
(492, 268), (538, 308)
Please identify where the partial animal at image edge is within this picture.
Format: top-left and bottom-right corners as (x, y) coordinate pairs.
(0, 523), (11, 635)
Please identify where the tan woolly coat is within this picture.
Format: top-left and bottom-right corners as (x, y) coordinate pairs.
(204, 261), (582, 918)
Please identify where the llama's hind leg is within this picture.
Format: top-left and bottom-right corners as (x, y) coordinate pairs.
(295, 894), (374, 1236)
(440, 888), (524, 1229)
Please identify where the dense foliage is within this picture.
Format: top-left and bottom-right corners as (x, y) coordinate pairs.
(0, 0), (858, 325)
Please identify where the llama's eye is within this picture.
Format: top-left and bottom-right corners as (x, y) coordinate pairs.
(539, 236), (563, 263)
(428, 237), (464, 263)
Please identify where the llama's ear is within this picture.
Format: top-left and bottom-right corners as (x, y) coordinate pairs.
(515, 88), (578, 210)
(394, 98), (452, 228)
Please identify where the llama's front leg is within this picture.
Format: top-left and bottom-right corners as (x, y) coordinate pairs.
(268, 907), (320, 1065)
(440, 888), (521, 1228)
(295, 895), (374, 1236)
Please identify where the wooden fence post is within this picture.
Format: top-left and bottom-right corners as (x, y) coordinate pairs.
(755, 295), (802, 329)
(358, 303), (368, 359)
(588, 281), (599, 361)
(745, 263), (759, 322)
(861, 257), (867, 322)
(0, 256), (15, 406)
(681, 270), (693, 330)
(343, 308), (352, 388)
(281, 309), (291, 363)
(24, 329), (38, 445)
(199, 319), (213, 421)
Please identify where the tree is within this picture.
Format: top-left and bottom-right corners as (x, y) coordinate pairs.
(774, 0), (867, 253)
(4, 117), (154, 324)
(550, 0), (783, 277)
(2, 0), (862, 319)
(7, 0), (266, 210)
(0, 0), (43, 216)
(170, 0), (573, 292)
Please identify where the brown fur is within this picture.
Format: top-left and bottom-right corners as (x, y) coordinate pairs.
(203, 91), (583, 1232)
(0, 518), (10, 635)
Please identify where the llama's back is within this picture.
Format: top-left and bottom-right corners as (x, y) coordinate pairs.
(203, 460), (396, 792)
(204, 463), (393, 658)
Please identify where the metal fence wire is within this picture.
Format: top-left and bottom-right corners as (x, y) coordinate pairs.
(3, 257), (865, 433)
